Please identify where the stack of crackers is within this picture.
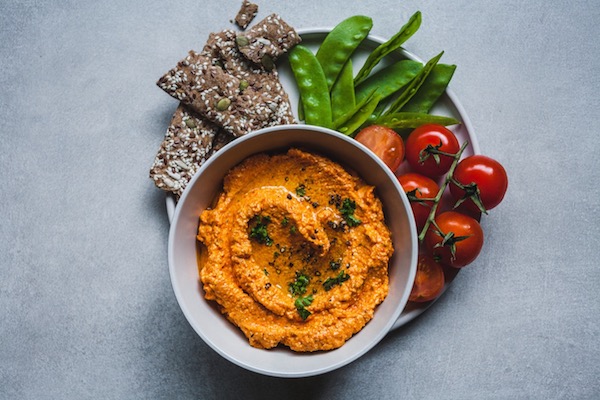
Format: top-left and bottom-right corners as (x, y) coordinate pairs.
(150, 3), (301, 197)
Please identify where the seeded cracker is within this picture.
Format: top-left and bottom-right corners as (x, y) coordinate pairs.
(201, 30), (295, 118)
(234, 0), (258, 29)
(202, 30), (277, 83)
(237, 14), (301, 69)
(157, 49), (294, 138)
(150, 104), (219, 196)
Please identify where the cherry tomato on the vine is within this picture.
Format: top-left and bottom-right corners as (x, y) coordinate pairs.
(450, 155), (508, 215)
(397, 173), (440, 232)
(409, 254), (445, 302)
(405, 124), (460, 177)
(355, 125), (404, 171)
(425, 211), (484, 268)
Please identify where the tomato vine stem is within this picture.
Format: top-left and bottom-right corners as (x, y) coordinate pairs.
(417, 140), (470, 242)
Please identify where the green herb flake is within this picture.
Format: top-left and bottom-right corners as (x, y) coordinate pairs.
(281, 216), (289, 227)
(249, 215), (273, 246)
(294, 294), (314, 320)
(339, 198), (362, 227)
(295, 184), (307, 197)
(323, 270), (351, 291)
(289, 271), (310, 296)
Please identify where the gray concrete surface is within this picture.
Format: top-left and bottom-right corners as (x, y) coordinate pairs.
(1, 0), (599, 398)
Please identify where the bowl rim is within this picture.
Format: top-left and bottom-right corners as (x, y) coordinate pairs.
(168, 124), (418, 377)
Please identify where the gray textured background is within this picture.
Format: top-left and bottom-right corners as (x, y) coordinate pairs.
(1, 0), (599, 399)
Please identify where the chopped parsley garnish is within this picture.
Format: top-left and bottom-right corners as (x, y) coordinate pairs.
(289, 225), (297, 234)
(295, 184), (306, 197)
(339, 198), (361, 227)
(289, 272), (313, 320)
(281, 216), (289, 226)
(249, 215), (273, 246)
(294, 294), (314, 320)
(323, 270), (350, 291)
(289, 271), (310, 296)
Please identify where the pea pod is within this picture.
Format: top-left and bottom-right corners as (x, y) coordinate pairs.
(316, 15), (373, 90)
(363, 101), (388, 126)
(354, 11), (422, 86)
(384, 51), (444, 116)
(335, 91), (381, 136)
(401, 63), (456, 113)
(355, 59), (422, 103)
(334, 88), (376, 128)
(297, 95), (305, 121)
(375, 112), (459, 130)
(289, 45), (332, 128)
(331, 59), (356, 121)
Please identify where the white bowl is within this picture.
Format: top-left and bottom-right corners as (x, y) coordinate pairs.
(168, 124), (417, 377)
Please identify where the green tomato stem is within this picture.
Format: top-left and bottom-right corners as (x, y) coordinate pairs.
(418, 140), (470, 242)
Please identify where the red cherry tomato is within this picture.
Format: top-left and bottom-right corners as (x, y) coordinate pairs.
(405, 124), (460, 177)
(355, 125), (405, 171)
(425, 211), (484, 268)
(397, 173), (440, 232)
(409, 254), (445, 302)
(450, 155), (508, 214)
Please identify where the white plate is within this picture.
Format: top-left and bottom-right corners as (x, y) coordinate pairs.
(165, 27), (479, 331)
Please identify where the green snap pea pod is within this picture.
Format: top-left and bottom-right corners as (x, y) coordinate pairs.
(352, 60), (420, 127)
(316, 15), (373, 90)
(298, 98), (305, 121)
(333, 88), (376, 129)
(335, 92), (382, 136)
(360, 94), (393, 128)
(331, 59), (356, 121)
(299, 14), (370, 122)
(298, 61), (353, 121)
(401, 63), (456, 113)
(289, 45), (332, 128)
(383, 51), (444, 116)
(355, 59), (422, 104)
(354, 11), (422, 86)
(375, 112), (459, 130)
(363, 101), (388, 126)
